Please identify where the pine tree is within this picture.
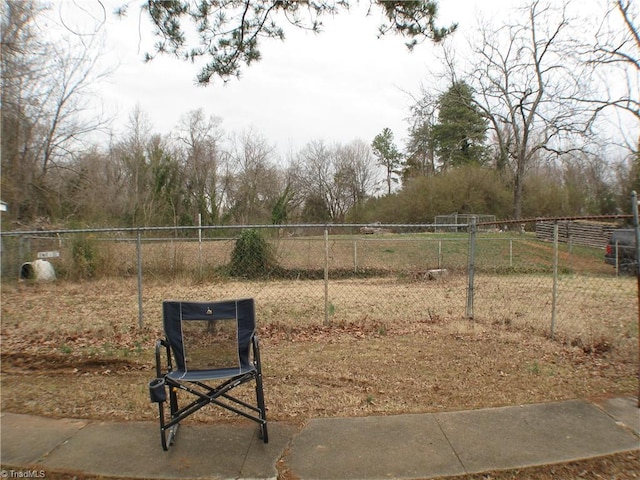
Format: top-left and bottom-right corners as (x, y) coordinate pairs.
(432, 82), (488, 170)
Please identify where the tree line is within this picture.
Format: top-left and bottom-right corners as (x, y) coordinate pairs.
(1, 0), (638, 229)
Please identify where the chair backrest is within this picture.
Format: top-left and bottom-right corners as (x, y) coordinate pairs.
(162, 298), (256, 373)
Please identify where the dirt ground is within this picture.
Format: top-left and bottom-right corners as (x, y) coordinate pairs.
(1, 278), (638, 479)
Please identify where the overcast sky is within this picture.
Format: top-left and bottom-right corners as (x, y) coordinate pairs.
(48, 1), (513, 156)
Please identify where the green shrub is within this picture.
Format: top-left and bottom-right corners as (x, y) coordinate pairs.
(229, 229), (277, 278)
(71, 236), (99, 279)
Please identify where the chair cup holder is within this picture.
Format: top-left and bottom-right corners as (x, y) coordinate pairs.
(149, 378), (167, 403)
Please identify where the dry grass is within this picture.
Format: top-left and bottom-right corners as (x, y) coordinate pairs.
(1, 276), (636, 424)
(2, 276), (638, 479)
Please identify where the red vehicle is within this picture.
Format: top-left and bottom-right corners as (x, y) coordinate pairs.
(605, 229), (637, 274)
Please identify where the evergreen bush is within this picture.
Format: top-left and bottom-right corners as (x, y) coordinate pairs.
(229, 229), (276, 278)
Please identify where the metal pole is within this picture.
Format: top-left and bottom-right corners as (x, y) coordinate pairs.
(198, 213), (203, 279)
(631, 191), (640, 408)
(137, 229), (144, 328)
(353, 239), (357, 274)
(466, 217), (476, 319)
(568, 234), (573, 273)
(550, 222), (558, 340)
(324, 228), (329, 326)
(509, 239), (513, 268)
(18, 236), (25, 278)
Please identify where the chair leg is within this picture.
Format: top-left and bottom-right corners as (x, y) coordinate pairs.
(150, 378), (170, 450)
(166, 385), (180, 447)
(259, 421), (269, 443)
(158, 401), (168, 451)
(255, 374), (268, 443)
(156, 382), (181, 450)
(166, 422), (179, 448)
(169, 385), (179, 418)
(251, 336), (268, 443)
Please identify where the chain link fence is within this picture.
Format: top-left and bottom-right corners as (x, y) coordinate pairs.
(469, 218), (636, 354)
(1, 220), (636, 352)
(434, 213), (497, 232)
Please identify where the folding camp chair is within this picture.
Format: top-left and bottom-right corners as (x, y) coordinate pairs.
(149, 298), (268, 450)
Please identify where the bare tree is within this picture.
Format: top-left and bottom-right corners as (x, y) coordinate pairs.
(111, 106), (154, 225)
(175, 109), (226, 225)
(465, 0), (592, 219)
(292, 140), (334, 222)
(1, 0), (44, 220)
(145, 133), (183, 226)
(54, 147), (126, 224)
(293, 140), (377, 222)
(1, 0), (111, 222)
(404, 88), (438, 181)
(579, 0), (639, 202)
(109, 107), (192, 226)
(558, 152), (617, 215)
(228, 129), (280, 224)
(334, 140), (380, 219)
(584, 0), (639, 129)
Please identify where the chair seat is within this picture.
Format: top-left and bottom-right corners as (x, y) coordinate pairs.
(167, 366), (256, 382)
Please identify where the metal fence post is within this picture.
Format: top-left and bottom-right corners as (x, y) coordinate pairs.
(137, 229), (144, 328)
(551, 222), (559, 340)
(353, 239), (358, 273)
(324, 227), (329, 326)
(568, 234), (573, 273)
(198, 213), (203, 279)
(631, 191), (640, 408)
(18, 236), (25, 277)
(466, 217), (476, 319)
(509, 239), (513, 268)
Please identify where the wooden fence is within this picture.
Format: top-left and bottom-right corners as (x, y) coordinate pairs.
(535, 220), (620, 248)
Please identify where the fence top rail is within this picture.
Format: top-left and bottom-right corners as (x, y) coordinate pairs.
(2, 215), (629, 237)
(476, 214), (632, 226)
(0, 223), (472, 237)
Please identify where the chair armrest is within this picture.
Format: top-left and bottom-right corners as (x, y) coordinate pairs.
(251, 334), (262, 371)
(155, 339), (173, 378)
